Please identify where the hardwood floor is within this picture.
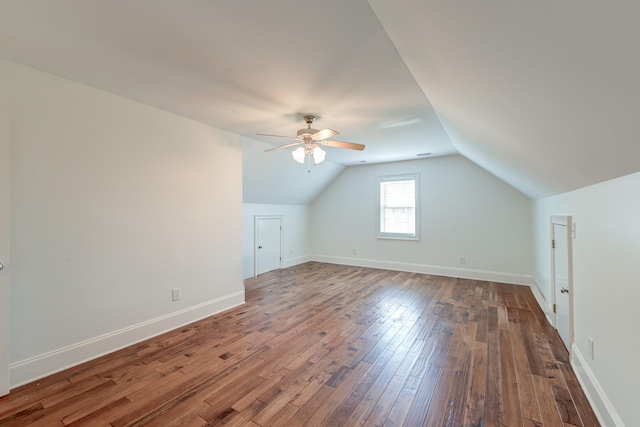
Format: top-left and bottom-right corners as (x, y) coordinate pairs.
(0, 262), (599, 426)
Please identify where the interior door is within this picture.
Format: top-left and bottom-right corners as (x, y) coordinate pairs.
(0, 111), (10, 396)
(255, 216), (282, 276)
(552, 216), (573, 352)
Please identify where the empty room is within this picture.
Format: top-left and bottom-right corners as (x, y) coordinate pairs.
(0, 1), (638, 426)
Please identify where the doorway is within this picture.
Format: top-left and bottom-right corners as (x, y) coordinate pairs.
(254, 216), (283, 276)
(1, 111), (10, 395)
(551, 215), (573, 353)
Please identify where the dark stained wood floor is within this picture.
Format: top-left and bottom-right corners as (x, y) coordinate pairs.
(0, 262), (599, 426)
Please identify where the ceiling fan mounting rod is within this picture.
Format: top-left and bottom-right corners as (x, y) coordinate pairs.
(303, 115), (316, 128)
(298, 114), (320, 139)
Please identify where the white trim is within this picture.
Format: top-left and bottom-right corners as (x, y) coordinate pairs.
(530, 281), (553, 325)
(528, 282), (624, 427)
(283, 254), (312, 269)
(310, 255), (533, 285)
(551, 215), (571, 226)
(550, 215), (574, 355)
(254, 215), (283, 276)
(571, 344), (626, 427)
(9, 291), (245, 388)
(376, 173), (420, 240)
(0, 109), (9, 397)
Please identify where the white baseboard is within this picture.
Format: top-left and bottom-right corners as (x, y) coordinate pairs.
(571, 344), (625, 427)
(283, 254), (313, 269)
(529, 281), (553, 325)
(10, 291), (245, 389)
(310, 255), (534, 286)
(526, 282), (625, 427)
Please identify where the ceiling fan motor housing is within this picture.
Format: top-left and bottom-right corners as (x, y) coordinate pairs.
(297, 128), (320, 139)
(296, 114), (319, 139)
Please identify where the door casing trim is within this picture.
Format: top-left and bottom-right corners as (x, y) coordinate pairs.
(550, 215), (574, 354)
(253, 215), (283, 277)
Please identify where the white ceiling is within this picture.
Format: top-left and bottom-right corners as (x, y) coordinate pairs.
(1, 0), (639, 201)
(370, 0), (640, 198)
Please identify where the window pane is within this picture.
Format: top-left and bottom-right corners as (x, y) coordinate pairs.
(380, 178), (416, 235)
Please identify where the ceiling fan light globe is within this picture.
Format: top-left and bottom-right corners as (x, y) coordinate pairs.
(292, 147), (306, 163)
(313, 146), (326, 164)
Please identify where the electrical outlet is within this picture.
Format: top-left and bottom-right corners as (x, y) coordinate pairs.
(172, 288), (181, 301)
(289, 248), (293, 255)
(588, 337), (595, 360)
(460, 256), (466, 265)
(352, 248), (357, 255)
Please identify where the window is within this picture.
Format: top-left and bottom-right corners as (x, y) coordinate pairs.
(377, 174), (419, 240)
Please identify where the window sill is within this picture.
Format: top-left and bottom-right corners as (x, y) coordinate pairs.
(377, 235), (420, 241)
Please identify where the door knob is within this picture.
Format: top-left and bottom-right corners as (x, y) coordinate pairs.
(258, 246), (263, 249)
(0, 262), (4, 271)
(560, 288), (569, 293)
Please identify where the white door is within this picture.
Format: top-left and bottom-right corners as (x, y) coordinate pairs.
(552, 216), (573, 352)
(255, 216), (282, 276)
(0, 111), (10, 396)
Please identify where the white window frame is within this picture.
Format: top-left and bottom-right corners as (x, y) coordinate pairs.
(377, 173), (419, 240)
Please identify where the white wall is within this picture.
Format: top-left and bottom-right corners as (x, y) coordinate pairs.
(242, 204), (311, 279)
(311, 155), (533, 283)
(1, 58), (245, 386)
(532, 172), (640, 427)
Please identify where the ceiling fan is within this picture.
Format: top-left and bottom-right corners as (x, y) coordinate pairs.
(258, 115), (365, 165)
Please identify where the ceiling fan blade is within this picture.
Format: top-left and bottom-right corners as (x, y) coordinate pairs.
(257, 133), (301, 141)
(323, 140), (365, 151)
(311, 128), (339, 141)
(264, 141), (303, 152)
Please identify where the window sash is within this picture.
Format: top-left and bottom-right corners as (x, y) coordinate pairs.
(378, 175), (418, 239)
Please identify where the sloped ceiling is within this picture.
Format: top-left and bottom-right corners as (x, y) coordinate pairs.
(370, 0), (640, 198)
(0, 1), (638, 203)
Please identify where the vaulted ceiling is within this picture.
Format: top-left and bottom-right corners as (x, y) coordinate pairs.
(1, 1), (639, 203)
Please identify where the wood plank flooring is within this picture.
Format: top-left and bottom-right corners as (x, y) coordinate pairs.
(0, 262), (600, 426)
